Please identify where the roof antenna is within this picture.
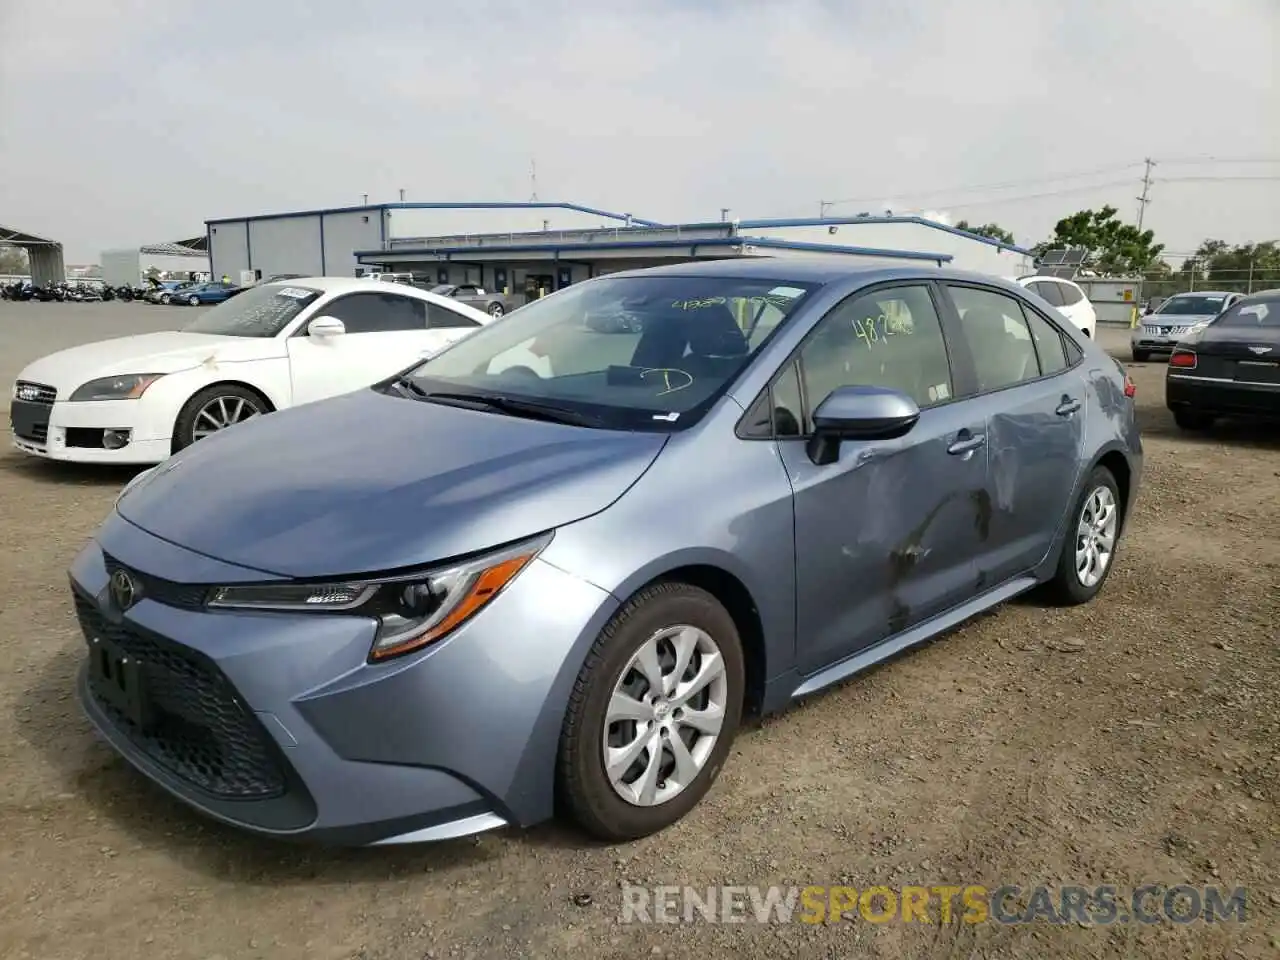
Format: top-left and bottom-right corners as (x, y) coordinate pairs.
(529, 158), (539, 202)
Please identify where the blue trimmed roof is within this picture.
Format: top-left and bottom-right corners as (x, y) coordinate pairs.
(353, 234), (953, 264)
(671, 215), (1033, 256)
(206, 201), (664, 228)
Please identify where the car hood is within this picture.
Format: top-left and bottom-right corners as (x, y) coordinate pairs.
(115, 388), (668, 578)
(17, 331), (284, 393)
(1149, 314), (1215, 325)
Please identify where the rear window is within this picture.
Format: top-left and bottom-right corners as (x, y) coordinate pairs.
(1215, 297), (1279, 328)
(1058, 283), (1084, 306)
(1029, 281), (1064, 307)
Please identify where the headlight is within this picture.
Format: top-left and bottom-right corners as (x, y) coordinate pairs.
(207, 533), (551, 661)
(69, 374), (164, 402)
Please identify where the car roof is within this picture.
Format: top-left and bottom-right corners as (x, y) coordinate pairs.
(265, 276), (493, 320)
(1236, 287), (1280, 304)
(1015, 275), (1082, 288)
(1167, 290), (1235, 298)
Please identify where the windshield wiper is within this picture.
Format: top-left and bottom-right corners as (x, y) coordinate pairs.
(388, 373), (431, 398)
(422, 391), (601, 426)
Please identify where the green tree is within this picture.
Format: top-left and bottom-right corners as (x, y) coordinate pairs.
(0, 246), (29, 275)
(1185, 239), (1280, 293)
(1033, 206), (1164, 275)
(955, 220), (1017, 245)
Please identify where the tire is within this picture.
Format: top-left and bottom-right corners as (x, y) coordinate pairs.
(1131, 349), (1150, 362)
(187, 295), (200, 306)
(557, 581), (745, 842)
(1173, 409), (1215, 431)
(172, 384), (268, 452)
(159, 294), (171, 304)
(488, 302), (505, 318)
(1043, 465), (1122, 606)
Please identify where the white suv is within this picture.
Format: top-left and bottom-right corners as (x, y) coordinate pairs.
(1016, 277), (1097, 339)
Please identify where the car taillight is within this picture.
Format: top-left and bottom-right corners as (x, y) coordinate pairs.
(1123, 374), (1136, 398)
(1169, 351), (1197, 369)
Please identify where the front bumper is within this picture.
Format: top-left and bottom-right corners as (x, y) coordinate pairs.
(10, 397), (172, 464)
(1166, 372), (1280, 419)
(1130, 325), (1194, 353)
(69, 513), (617, 844)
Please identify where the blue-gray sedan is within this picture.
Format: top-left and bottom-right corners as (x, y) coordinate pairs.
(70, 260), (1142, 845)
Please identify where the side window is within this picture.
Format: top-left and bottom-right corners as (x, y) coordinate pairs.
(1063, 335), (1083, 364)
(1030, 281), (1064, 307)
(426, 302), (480, 329)
(324, 293), (425, 333)
(948, 286), (1041, 393)
(797, 285), (953, 412)
(1022, 307), (1068, 375)
(1057, 283), (1084, 306)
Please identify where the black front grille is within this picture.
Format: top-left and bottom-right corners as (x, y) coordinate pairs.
(21, 423), (48, 443)
(103, 554), (209, 610)
(14, 380), (56, 404)
(75, 594), (287, 799)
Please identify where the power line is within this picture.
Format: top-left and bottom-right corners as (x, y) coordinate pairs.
(1159, 155), (1280, 165)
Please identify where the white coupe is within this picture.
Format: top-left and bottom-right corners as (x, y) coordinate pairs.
(9, 278), (496, 464)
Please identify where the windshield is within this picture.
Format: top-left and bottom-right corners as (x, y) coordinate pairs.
(403, 275), (818, 430)
(1156, 295), (1228, 316)
(1214, 297), (1279, 329)
(182, 284), (321, 337)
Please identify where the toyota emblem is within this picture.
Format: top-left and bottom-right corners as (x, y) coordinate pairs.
(109, 569), (138, 610)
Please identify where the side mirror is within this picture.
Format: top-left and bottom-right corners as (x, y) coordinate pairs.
(307, 316), (345, 339)
(806, 386), (920, 466)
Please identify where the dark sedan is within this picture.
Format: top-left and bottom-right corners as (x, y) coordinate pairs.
(1166, 288), (1280, 430)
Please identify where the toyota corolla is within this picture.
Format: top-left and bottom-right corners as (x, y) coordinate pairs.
(70, 260), (1142, 845)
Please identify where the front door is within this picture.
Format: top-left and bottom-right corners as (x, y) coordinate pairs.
(286, 291), (435, 406)
(777, 283), (990, 676)
(941, 284), (1086, 584)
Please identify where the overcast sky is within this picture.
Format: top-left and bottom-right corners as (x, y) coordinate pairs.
(1, 0), (1277, 262)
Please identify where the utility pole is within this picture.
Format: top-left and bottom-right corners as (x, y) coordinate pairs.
(720, 207), (731, 222)
(819, 200), (833, 218)
(529, 159), (539, 202)
(398, 188), (405, 202)
(1135, 158), (1156, 231)
(362, 193), (369, 205)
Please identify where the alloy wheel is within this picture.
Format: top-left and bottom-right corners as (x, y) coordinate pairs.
(603, 624), (728, 807)
(1075, 485), (1118, 588)
(192, 395), (261, 441)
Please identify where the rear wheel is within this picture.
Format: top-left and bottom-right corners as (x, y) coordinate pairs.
(172, 384), (268, 452)
(488, 302), (505, 318)
(557, 582), (744, 842)
(1173, 409), (1215, 431)
(187, 295), (200, 306)
(1044, 465), (1121, 606)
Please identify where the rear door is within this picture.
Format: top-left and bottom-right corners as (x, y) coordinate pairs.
(939, 283), (1087, 585)
(286, 291), (432, 404)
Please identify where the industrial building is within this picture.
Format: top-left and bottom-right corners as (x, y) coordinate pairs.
(0, 223), (66, 284)
(100, 239), (212, 286)
(205, 201), (1035, 298)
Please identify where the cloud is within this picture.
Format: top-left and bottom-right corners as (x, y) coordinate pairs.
(1, 0), (1276, 260)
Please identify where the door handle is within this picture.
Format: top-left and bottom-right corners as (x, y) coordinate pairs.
(947, 433), (986, 456)
(1056, 396), (1082, 417)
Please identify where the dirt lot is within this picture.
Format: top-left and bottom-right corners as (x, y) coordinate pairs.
(1, 303), (1277, 959)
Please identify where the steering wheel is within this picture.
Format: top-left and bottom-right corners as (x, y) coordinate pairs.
(496, 364), (543, 381)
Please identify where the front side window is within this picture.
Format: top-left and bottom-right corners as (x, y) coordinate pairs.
(797, 284), (953, 411)
(404, 275), (818, 430)
(948, 286), (1040, 393)
(182, 284), (321, 338)
(322, 293), (425, 333)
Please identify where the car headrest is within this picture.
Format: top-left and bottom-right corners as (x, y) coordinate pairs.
(686, 304), (749, 358)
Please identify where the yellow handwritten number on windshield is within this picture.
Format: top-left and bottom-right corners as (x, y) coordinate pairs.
(640, 368), (694, 396)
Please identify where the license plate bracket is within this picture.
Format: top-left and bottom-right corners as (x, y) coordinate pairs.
(1235, 360), (1280, 385)
(88, 636), (152, 729)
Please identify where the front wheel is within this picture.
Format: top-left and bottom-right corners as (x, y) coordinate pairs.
(187, 295), (200, 306)
(172, 384), (267, 452)
(557, 582), (745, 842)
(1043, 465), (1122, 606)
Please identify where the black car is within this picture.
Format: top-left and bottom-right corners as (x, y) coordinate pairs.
(1165, 288), (1280, 430)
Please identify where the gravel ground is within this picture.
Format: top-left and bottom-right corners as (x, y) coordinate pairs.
(1, 302), (1277, 959)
